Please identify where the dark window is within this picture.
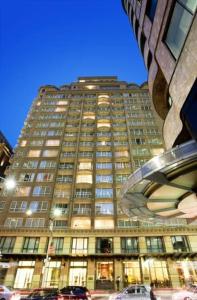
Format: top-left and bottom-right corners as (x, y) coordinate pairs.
(146, 0), (158, 22)
(22, 237), (39, 253)
(171, 236), (190, 252)
(146, 237), (165, 253)
(96, 238), (113, 254)
(165, 1), (197, 59)
(147, 51), (152, 69)
(134, 19), (139, 38)
(121, 237), (138, 253)
(0, 237), (16, 253)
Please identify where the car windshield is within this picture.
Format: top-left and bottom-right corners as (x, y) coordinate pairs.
(60, 287), (87, 295)
(28, 290), (58, 297)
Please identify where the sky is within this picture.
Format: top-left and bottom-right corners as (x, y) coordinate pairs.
(0, 0), (147, 147)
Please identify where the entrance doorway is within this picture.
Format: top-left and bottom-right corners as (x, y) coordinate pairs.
(69, 261), (87, 286)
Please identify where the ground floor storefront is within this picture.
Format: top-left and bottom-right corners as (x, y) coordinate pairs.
(1, 256), (197, 290)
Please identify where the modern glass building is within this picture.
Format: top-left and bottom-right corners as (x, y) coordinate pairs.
(0, 77), (197, 290)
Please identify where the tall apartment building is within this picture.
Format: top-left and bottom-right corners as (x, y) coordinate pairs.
(0, 77), (197, 290)
(121, 0), (197, 149)
(0, 131), (13, 179)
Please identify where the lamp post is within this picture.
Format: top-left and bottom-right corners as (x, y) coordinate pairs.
(26, 208), (62, 287)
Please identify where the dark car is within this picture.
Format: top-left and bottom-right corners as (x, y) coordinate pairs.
(60, 286), (91, 300)
(22, 288), (60, 300)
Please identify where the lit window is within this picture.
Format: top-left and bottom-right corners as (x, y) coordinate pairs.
(95, 188), (113, 198)
(32, 186), (51, 196)
(36, 173), (54, 182)
(115, 151), (129, 158)
(29, 201), (48, 212)
(165, 0), (197, 59)
(4, 218), (23, 228)
(150, 148), (164, 156)
(45, 140), (60, 146)
(19, 173), (35, 182)
(78, 162), (92, 170)
(42, 150), (58, 157)
(71, 218), (91, 229)
(39, 160), (56, 169)
(15, 187), (31, 197)
(55, 107), (66, 112)
(10, 201), (27, 212)
(28, 150), (41, 157)
(72, 238), (88, 254)
(76, 174), (92, 184)
(20, 140), (27, 147)
(94, 219), (114, 229)
(25, 218), (45, 228)
(97, 120), (111, 128)
(95, 203), (114, 215)
(22, 161), (38, 169)
(96, 175), (113, 183)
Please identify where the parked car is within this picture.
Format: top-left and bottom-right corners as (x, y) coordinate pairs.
(109, 285), (152, 300)
(60, 286), (91, 300)
(22, 289), (60, 300)
(0, 285), (21, 300)
(172, 285), (197, 300)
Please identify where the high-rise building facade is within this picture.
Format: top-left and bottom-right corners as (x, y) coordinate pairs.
(0, 77), (197, 290)
(121, 0), (197, 149)
(0, 131), (13, 180)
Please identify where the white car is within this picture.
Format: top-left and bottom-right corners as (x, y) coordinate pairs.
(109, 285), (152, 300)
(0, 286), (20, 300)
(172, 285), (197, 300)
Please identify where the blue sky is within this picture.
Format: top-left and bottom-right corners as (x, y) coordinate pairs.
(0, 0), (147, 147)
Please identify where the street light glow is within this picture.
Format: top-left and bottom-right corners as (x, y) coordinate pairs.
(53, 208), (61, 217)
(4, 177), (16, 190)
(26, 209), (33, 216)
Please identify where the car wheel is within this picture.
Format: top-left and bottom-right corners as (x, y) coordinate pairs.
(0, 298), (6, 300)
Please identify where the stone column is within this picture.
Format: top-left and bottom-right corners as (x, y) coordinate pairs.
(167, 258), (181, 288)
(31, 259), (42, 288)
(87, 259), (95, 290)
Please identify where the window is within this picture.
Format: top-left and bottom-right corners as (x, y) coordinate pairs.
(96, 175), (113, 183)
(0, 201), (5, 210)
(115, 151), (129, 158)
(146, 237), (165, 253)
(36, 173), (54, 182)
(95, 188), (113, 198)
(0, 237), (16, 253)
(115, 162), (131, 169)
(171, 236), (190, 252)
(22, 237), (39, 253)
(96, 238), (113, 253)
(78, 162), (92, 170)
(72, 238), (88, 254)
(116, 174), (129, 183)
(96, 163), (112, 169)
(45, 140), (60, 146)
(39, 160), (56, 169)
(25, 218), (45, 228)
(53, 220), (67, 228)
(15, 187), (31, 197)
(73, 204), (91, 215)
(51, 237), (64, 254)
(96, 151), (112, 157)
(29, 201), (48, 212)
(56, 175), (73, 183)
(165, 0), (197, 59)
(42, 150), (58, 157)
(20, 140), (27, 147)
(54, 203), (68, 214)
(95, 219), (114, 229)
(59, 163), (74, 169)
(132, 148), (150, 156)
(29, 140), (44, 146)
(75, 189), (92, 198)
(19, 173), (35, 182)
(10, 201), (27, 212)
(146, 0), (158, 22)
(76, 174), (92, 184)
(32, 186), (51, 196)
(28, 150), (41, 157)
(95, 203), (114, 215)
(4, 218), (23, 228)
(22, 160), (38, 169)
(121, 237), (138, 253)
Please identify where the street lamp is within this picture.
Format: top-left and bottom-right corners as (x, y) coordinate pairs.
(0, 176), (16, 191)
(42, 208), (62, 287)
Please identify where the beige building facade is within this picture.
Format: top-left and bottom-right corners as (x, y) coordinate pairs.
(0, 77), (197, 290)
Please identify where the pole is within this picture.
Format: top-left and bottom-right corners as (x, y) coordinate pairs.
(42, 218), (54, 287)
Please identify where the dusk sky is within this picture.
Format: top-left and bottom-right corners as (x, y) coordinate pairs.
(0, 0), (147, 147)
